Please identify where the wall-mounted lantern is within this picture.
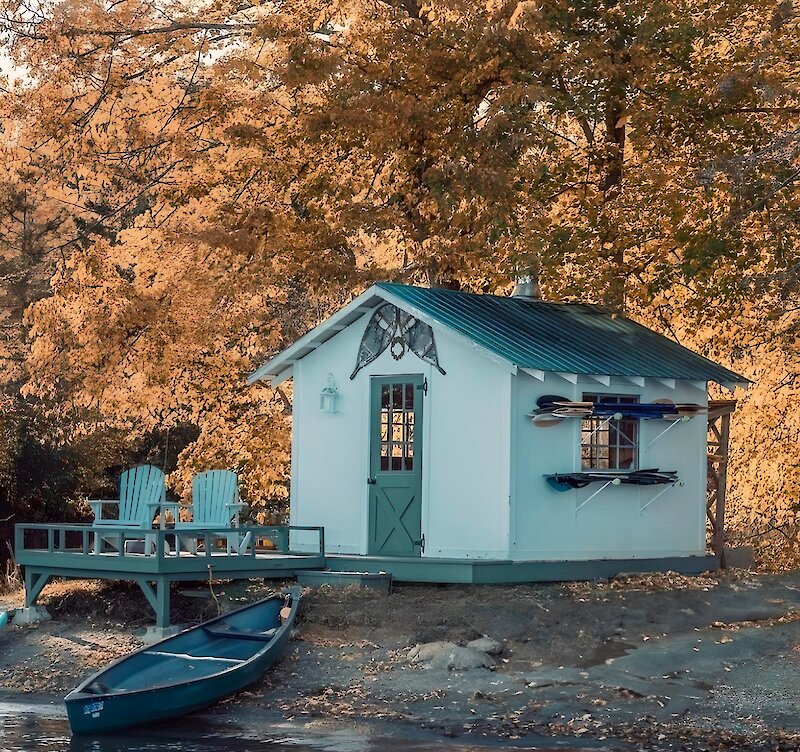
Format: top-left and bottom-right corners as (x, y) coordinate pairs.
(319, 373), (339, 413)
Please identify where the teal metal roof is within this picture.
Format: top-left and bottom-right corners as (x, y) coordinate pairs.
(377, 283), (748, 384)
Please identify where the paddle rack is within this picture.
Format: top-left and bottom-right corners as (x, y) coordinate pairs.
(574, 478), (620, 515)
(545, 466), (683, 518)
(643, 415), (694, 449)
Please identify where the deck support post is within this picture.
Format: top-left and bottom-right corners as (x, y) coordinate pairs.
(135, 577), (171, 628)
(24, 569), (52, 607)
(135, 578), (158, 614)
(155, 577), (171, 628)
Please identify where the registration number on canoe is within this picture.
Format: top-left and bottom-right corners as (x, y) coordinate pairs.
(83, 701), (104, 717)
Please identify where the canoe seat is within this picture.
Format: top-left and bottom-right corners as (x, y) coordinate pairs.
(203, 625), (278, 642)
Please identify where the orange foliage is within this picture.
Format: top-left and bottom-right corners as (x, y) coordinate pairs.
(0, 0), (797, 555)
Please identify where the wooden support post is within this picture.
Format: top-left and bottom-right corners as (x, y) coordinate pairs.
(707, 401), (735, 568)
(24, 569), (52, 607)
(136, 578), (158, 614)
(277, 527), (290, 553)
(714, 412), (731, 567)
(155, 578), (170, 628)
(135, 578), (171, 627)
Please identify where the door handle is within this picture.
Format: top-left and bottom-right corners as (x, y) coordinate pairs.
(367, 477), (376, 485)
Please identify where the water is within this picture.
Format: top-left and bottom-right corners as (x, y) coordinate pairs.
(0, 701), (614, 752)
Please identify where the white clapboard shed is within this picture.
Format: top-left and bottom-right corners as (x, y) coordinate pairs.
(248, 283), (749, 582)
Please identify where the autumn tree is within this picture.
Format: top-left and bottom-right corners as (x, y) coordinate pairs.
(1, 0), (798, 558)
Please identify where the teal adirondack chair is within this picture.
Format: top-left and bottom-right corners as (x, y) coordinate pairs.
(175, 470), (248, 555)
(89, 465), (168, 555)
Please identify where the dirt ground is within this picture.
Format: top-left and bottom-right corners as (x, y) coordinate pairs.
(2, 569), (800, 751)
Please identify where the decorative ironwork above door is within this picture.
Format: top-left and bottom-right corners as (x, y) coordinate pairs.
(351, 303), (446, 379)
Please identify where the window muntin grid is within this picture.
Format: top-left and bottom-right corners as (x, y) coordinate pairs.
(580, 394), (639, 471)
(379, 382), (415, 471)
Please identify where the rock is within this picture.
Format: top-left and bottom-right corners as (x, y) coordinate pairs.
(466, 636), (503, 655)
(408, 641), (495, 670)
(408, 641), (458, 663)
(428, 645), (495, 671)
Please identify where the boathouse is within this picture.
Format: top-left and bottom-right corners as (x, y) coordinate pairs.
(248, 283), (749, 582)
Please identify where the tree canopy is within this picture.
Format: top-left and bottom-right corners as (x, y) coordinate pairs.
(0, 0), (798, 559)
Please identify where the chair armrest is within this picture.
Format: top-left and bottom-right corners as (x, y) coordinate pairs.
(146, 500), (184, 528)
(225, 502), (247, 511)
(146, 500), (182, 510)
(87, 500), (119, 521)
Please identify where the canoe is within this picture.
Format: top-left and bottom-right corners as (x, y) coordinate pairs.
(65, 587), (300, 735)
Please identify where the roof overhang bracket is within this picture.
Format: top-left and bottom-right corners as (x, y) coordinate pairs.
(555, 372), (578, 384)
(586, 374), (611, 386)
(652, 377), (676, 390)
(521, 368), (545, 381)
(270, 368), (294, 388)
(721, 381), (749, 392)
(621, 376), (646, 388)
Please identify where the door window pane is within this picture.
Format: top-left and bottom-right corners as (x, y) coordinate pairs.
(378, 380), (418, 473)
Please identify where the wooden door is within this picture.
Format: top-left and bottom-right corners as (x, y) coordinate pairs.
(368, 376), (424, 556)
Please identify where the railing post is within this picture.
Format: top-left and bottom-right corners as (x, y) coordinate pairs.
(47, 528), (54, 553)
(319, 526), (325, 556)
(15, 524), (24, 556)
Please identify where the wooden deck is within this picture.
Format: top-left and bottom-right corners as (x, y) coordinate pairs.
(15, 523), (325, 627)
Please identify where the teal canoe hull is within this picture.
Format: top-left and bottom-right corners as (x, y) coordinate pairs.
(65, 588), (299, 735)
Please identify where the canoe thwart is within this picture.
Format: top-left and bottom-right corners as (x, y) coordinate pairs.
(202, 625), (279, 641)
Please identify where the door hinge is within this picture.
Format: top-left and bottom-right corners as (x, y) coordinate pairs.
(414, 533), (425, 553)
(416, 377), (428, 396)
(367, 477), (376, 485)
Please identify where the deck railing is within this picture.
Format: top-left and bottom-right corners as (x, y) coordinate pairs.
(15, 523), (325, 560)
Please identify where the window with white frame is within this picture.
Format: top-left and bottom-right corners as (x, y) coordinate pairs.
(580, 394), (639, 470)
